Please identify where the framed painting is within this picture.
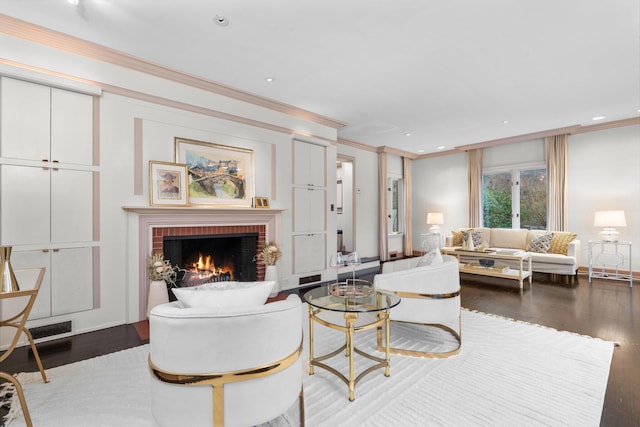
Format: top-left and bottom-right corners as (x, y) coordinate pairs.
(174, 137), (254, 207)
(254, 196), (269, 208)
(149, 161), (188, 206)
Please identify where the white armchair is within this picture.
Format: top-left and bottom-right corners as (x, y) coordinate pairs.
(148, 294), (304, 427)
(373, 255), (461, 358)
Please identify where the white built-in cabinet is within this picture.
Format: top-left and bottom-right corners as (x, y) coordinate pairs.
(0, 76), (97, 324)
(292, 140), (326, 274)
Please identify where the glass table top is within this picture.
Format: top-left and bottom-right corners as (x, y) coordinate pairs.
(303, 282), (400, 313)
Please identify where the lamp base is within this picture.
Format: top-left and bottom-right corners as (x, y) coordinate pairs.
(599, 227), (619, 242)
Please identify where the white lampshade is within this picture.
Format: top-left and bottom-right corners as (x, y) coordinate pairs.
(593, 210), (626, 227)
(594, 210), (626, 242)
(426, 212), (444, 225)
(426, 212), (444, 233)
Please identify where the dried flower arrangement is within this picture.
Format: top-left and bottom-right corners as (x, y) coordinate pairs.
(255, 242), (282, 266)
(147, 252), (178, 286)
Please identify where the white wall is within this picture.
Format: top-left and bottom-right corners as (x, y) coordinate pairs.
(568, 124), (640, 270)
(411, 152), (468, 249)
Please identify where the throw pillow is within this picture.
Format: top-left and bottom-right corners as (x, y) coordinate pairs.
(549, 232), (578, 255)
(527, 233), (553, 253)
(461, 230), (483, 247)
(172, 281), (274, 308)
(452, 230), (463, 246)
(417, 249), (444, 267)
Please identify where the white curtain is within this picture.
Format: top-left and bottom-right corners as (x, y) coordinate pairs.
(545, 134), (569, 231)
(467, 148), (483, 227)
(378, 153), (389, 261)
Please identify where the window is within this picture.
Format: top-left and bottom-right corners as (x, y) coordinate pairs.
(388, 176), (404, 233)
(482, 166), (547, 230)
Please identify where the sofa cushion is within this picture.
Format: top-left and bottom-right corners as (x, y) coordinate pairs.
(451, 229), (465, 246)
(490, 228), (529, 249)
(527, 232), (553, 253)
(549, 232), (577, 255)
(172, 281), (274, 308)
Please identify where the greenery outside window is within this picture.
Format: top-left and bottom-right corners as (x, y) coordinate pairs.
(482, 166), (547, 230)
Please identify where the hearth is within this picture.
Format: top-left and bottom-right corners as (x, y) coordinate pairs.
(163, 233), (258, 289)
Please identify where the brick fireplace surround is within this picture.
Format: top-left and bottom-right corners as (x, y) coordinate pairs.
(125, 207), (283, 320)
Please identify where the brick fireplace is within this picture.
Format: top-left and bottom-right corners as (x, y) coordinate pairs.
(126, 207), (283, 320)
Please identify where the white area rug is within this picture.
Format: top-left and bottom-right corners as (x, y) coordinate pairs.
(4, 309), (614, 427)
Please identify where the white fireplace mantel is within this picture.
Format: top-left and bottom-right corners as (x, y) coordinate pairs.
(123, 205), (285, 320)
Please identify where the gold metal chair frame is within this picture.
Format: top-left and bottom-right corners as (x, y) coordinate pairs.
(0, 268), (49, 427)
(149, 340), (304, 427)
(376, 289), (462, 358)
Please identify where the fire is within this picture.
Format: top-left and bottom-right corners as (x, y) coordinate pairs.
(193, 254), (214, 271)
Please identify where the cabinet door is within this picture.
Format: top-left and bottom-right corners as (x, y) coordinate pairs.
(6, 250), (52, 320)
(0, 77), (51, 161)
(51, 88), (93, 166)
(293, 234), (325, 274)
(51, 169), (94, 243)
(0, 165), (50, 245)
(293, 141), (325, 187)
(293, 187), (325, 232)
(51, 247), (93, 316)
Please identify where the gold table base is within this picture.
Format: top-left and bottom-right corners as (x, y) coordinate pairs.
(307, 305), (391, 401)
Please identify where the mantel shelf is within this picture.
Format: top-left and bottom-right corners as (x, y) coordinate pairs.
(122, 206), (286, 215)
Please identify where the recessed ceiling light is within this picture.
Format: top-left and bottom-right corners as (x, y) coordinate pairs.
(214, 15), (229, 27)
(404, 132), (411, 137)
(437, 146), (445, 150)
(67, 0), (79, 5)
(417, 149), (425, 153)
(592, 115), (606, 121)
(502, 120), (509, 124)
(265, 77), (275, 83)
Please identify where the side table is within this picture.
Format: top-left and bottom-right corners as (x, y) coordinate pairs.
(0, 267), (49, 426)
(303, 282), (401, 401)
(588, 240), (633, 287)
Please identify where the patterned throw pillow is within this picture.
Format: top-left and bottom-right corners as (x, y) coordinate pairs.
(527, 233), (553, 253)
(417, 248), (444, 267)
(549, 232), (578, 255)
(461, 230), (483, 247)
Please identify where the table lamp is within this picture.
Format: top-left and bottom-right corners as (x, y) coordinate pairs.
(593, 210), (626, 242)
(427, 212), (444, 233)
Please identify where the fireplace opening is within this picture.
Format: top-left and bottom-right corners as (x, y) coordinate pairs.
(163, 233), (258, 290)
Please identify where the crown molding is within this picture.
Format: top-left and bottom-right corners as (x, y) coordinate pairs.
(337, 137), (378, 153)
(0, 14), (346, 130)
(573, 116), (640, 134)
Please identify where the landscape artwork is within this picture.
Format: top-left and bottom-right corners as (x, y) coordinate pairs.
(174, 137), (254, 206)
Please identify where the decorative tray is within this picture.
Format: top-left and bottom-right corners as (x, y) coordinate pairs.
(465, 263), (509, 273)
(328, 283), (373, 298)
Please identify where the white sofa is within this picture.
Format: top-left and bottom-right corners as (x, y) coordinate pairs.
(443, 227), (580, 276)
(373, 254), (461, 358)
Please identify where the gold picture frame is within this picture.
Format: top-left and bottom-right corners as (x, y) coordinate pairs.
(149, 161), (189, 207)
(174, 137), (254, 207)
(254, 197), (269, 208)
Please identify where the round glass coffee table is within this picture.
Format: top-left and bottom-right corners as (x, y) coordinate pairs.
(304, 281), (401, 401)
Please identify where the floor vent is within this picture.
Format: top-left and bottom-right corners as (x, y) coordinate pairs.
(29, 321), (72, 340)
(299, 274), (321, 285)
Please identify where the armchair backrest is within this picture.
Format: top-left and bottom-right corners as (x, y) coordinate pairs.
(149, 294), (303, 427)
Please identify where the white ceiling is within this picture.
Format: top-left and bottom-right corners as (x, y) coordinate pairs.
(1, 0), (639, 154)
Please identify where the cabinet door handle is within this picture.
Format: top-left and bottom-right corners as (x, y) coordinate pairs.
(52, 249), (60, 252)
(42, 249), (50, 253)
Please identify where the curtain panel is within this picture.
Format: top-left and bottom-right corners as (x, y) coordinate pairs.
(378, 153), (389, 261)
(545, 134), (569, 231)
(467, 148), (483, 228)
(403, 157), (412, 256)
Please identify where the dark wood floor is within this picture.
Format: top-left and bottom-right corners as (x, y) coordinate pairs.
(0, 273), (637, 426)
